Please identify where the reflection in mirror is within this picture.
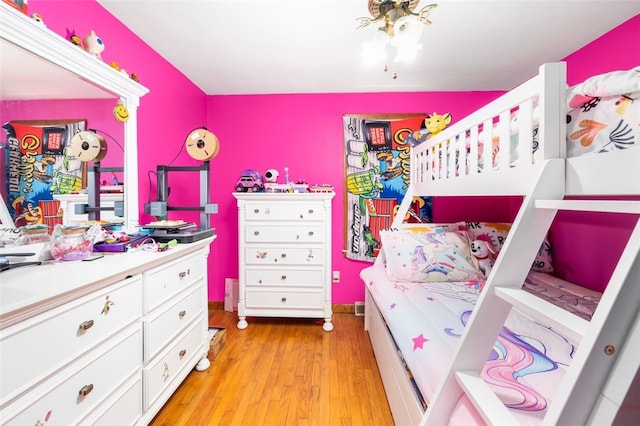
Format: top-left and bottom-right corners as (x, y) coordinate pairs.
(1, 38), (125, 229)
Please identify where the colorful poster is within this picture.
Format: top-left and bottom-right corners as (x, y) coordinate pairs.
(342, 113), (451, 262)
(3, 119), (86, 228)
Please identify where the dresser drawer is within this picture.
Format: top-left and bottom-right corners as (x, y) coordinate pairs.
(245, 268), (323, 287)
(244, 201), (324, 222)
(83, 375), (142, 426)
(144, 283), (204, 361)
(245, 223), (324, 243)
(2, 326), (142, 426)
(143, 320), (203, 410)
(0, 276), (142, 406)
(246, 289), (324, 310)
(245, 246), (324, 265)
(144, 252), (205, 313)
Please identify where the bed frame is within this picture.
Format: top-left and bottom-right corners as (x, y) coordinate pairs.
(364, 62), (640, 425)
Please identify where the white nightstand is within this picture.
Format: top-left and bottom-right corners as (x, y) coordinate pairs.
(233, 192), (335, 331)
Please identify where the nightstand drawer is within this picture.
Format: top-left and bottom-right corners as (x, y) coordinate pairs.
(144, 283), (204, 360)
(245, 224), (323, 243)
(0, 276), (142, 406)
(244, 201), (324, 222)
(245, 246), (324, 265)
(144, 252), (205, 313)
(2, 326), (141, 426)
(245, 268), (323, 287)
(246, 289), (323, 310)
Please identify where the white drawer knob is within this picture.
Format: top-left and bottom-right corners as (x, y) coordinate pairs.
(78, 384), (94, 397)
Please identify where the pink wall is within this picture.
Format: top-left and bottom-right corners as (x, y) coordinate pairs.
(551, 14), (640, 291)
(7, 3), (638, 300)
(206, 92), (501, 303)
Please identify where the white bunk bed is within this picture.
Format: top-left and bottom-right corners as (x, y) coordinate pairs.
(362, 62), (640, 425)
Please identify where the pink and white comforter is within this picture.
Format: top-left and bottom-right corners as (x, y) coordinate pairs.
(360, 265), (601, 423)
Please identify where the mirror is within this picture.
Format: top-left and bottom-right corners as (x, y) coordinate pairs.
(0, 3), (148, 232)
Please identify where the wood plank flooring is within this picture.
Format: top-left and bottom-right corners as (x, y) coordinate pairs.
(150, 310), (394, 426)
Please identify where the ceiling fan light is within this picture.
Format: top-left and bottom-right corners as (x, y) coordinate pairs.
(391, 16), (424, 45)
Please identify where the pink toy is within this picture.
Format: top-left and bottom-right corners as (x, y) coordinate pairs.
(83, 30), (105, 60)
(470, 238), (497, 277)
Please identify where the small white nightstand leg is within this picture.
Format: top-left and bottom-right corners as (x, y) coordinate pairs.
(323, 319), (334, 332)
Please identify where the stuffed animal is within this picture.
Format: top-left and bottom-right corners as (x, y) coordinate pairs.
(83, 30), (105, 60)
(470, 238), (497, 277)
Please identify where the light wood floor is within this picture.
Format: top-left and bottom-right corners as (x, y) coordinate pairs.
(150, 310), (394, 426)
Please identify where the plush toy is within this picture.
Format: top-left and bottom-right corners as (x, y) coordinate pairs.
(264, 169), (279, 183)
(470, 238), (497, 277)
(83, 30), (105, 60)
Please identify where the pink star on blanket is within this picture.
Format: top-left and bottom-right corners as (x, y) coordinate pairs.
(412, 333), (429, 350)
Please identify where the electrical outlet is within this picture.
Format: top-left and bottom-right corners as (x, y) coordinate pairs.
(332, 270), (340, 283)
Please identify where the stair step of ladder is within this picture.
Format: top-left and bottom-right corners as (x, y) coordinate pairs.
(455, 371), (517, 425)
(495, 287), (590, 342)
(535, 199), (640, 214)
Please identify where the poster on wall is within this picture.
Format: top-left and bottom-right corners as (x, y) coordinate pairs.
(342, 112), (452, 262)
(3, 119), (87, 228)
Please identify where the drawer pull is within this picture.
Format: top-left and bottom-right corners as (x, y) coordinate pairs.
(254, 208), (260, 213)
(178, 269), (190, 279)
(78, 384), (94, 397)
(280, 253), (287, 258)
(281, 275), (287, 281)
(178, 310), (186, 318)
(308, 231), (314, 236)
(179, 349), (187, 357)
(78, 320), (94, 331)
(308, 209), (314, 214)
(281, 297), (287, 303)
(254, 230), (260, 236)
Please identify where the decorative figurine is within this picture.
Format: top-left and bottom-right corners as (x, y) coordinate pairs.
(83, 30), (105, 60)
(31, 12), (45, 26)
(66, 28), (83, 48)
(113, 99), (129, 122)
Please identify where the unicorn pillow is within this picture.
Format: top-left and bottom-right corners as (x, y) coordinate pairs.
(380, 230), (483, 283)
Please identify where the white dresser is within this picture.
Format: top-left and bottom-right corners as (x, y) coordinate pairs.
(0, 237), (214, 425)
(233, 192), (335, 331)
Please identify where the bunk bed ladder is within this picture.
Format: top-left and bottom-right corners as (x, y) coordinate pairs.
(421, 160), (640, 425)
(538, 200), (640, 425)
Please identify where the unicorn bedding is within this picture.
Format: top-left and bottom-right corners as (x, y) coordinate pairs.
(360, 221), (602, 423)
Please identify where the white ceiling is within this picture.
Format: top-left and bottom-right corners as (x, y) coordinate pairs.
(99, 0), (639, 95)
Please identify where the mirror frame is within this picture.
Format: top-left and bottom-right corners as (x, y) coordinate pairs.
(0, 3), (149, 231)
